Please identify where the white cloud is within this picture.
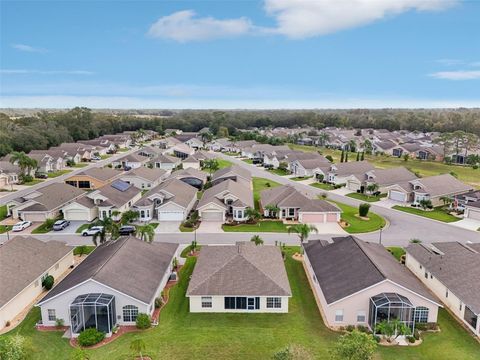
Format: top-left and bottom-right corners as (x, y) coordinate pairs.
(264, 0), (458, 38)
(429, 70), (480, 80)
(12, 44), (48, 53)
(0, 69), (94, 75)
(147, 10), (253, 42)
(147, 1), (457, 42)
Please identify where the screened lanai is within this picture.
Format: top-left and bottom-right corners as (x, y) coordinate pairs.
(368, 292), (415, 334)
(69, 293), (116, 335)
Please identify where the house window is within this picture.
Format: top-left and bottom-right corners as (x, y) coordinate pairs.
(141, 210), (145, 218)
(224, 297), (236, 309)
(357, 311), (366, 323)
(266, 297), (282, 309)
(424, 271), (428, 279)
(335, 310), (344, 322)
(48, 309), (56, 321)
(446, 289), (449, 298)
(123, 305), (139, 322)
(201, 297), (212, 308)
(78, 181), (90, 189)
(288, 208), (295, 217)
(414, 307), (429, 323)
(66, 181), (77, 187)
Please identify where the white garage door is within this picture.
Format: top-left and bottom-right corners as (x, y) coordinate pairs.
(158, 211), (184, 221)
(347, 180), (361, 191)
(201, 211), (224, 222)
(389, 190), (406, 202)
(466, 208), (480, 221)
(64, 209), (90, 221)
(22, 212), (47, 222)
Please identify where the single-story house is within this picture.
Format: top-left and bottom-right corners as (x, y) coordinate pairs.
(386, 174), (473, 205)
(29, 150), (68, 170)
(37, 236), (179, 337)
(185, 137), (204, 150)
(363, 167), (418, 194)
(0, 161), (20, 190)
(65, 168), (123, 190)
(98, 134), (132, 149)
(169, 167), (208, 189)
(327, 161), (376, 191)
(120, 167), (167, 190)
(211, 165), (252, 187)
(150, 154), (181, 171)
(259, 185), (340, 223)
(157, 136), (182, 150)
(405, 242), (480, 337)
(464, 201), (480, 221)
(133, 178), (197, 222)
(136, 146), (164, 159)
(111, 153), (149, 169)
(171, 143), (195, 160)
(7, 183), (85, 222)
(197, 179), (253, 222)
(182, 154), (201, 169)
(290, 158), (331, 178)
(304, 236), (440, 332)
(187, 242), (291, 313)
(0, 236), (74, 331)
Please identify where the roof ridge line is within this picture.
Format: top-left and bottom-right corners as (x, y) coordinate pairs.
(90, 236), (130, 280)
(352, 237), (388, 280)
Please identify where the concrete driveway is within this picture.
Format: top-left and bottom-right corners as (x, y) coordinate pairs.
(197, 221), (224, 233)
(451, 218), (480, 231)
(311, 222), (347, 235)
(49, 221), (86, 235)
(155, 221), (181, 233)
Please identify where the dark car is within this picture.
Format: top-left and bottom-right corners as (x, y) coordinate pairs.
(124, 166), (132, 171)
(35, 172), (48, 179)
(119, 225), (136, 236)
(53, 219), (70, 231)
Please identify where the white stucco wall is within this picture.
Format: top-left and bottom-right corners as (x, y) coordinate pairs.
(188, 296), (289, 313)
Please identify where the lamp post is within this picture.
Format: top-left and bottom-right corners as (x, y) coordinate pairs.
(379, 225), (384, 245)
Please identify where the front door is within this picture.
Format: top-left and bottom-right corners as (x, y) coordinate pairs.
(247, 297), (255, 310)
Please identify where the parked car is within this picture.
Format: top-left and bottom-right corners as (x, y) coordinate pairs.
(35, 172), (48, 179)
(119, 225), (136, 236)
(81, 226), (104, 236)
(124, 165), (132, 171)
(12, 221), (32, 232)
(91, 156), (101, 161)
(53, 219), (70, 231)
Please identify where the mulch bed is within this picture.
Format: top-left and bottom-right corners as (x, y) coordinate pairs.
(36, 325), (69, 332)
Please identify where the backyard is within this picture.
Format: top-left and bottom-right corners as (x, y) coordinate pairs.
(2, 247), (479, 359)
(330, 201), (386, 233)
(346, 192), (386, 202)
(392, 206), (461, 223)
(252, 177), (281, 210)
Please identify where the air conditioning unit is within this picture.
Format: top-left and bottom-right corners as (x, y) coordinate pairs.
(169, 272), (177, 281)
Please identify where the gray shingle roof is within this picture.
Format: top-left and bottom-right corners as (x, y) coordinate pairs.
(38, 237), (178, 305)
(73, 167), (123, 182)
(331, 161), (375, 176)
(411, 174), (472, 197)
(187, 243), (291, 297)
(95, 180), (141, 207)
(366, 167), (417, 186)
(134, 178), (197, 208)
(304, 236), (438, 304)
(169, 168), (208, 183)
(20, 183), (85, 212)
(198, 179), (253, 209)
(1, 236), (73, 308)
(123, 167), (166, 182)
(212, 165), (252, 183)
(406, 242), (480, 314)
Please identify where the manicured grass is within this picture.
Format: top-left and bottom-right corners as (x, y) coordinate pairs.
(179, 224), (195, 232)
(31, 220), (55, 234)
(47, 170), (72, 178)
(330, 201), (386, 233)
(392, 206), (461, 223)
(3, 247), (479, 360)
(310, 182), (335, 190)
(242, 159), (253, 164)
(72, 162), (89, 168)
(268, 168), (290, 176)
(387, 246), (406, 261)
(149, 222), (159, 229)
(100, 155), (111, 160)
(75, 223), (91, 234)
(23, 179), (44, 186)
(346, 192), (385, 202)
(117, 148), (129, 153)
(290, 176), (313, 181)
(216, 159), (233, 169)
(223, 151), (239, 156)
(0, 225), (12, 234)
(0, 205), (7, 221)
(252, 177), (281, 210)
(222, 220), (289, 233)
(73, 245), (95, 256)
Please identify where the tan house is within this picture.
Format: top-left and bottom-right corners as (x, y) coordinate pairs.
(0, 236), (73, 331)
(0, 161), (20, 190)
(65, 167), (123, 190)
(406, 242), (480, 338)
(304, 236), (440, 333)
(120, 167), (167, 190)
(187, 243), (291, 313)
(211, 165), (252, 187)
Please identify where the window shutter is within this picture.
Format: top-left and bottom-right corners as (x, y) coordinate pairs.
(255, 297), (260, 310)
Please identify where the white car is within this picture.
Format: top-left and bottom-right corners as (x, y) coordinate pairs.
(81, 226), (104, 236)
(12, 221), (32, 232)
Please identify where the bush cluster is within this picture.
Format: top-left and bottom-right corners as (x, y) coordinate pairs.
(135, 313), (152, 329)
(77, 328), (105, 347)
(358, 203), (371, 217)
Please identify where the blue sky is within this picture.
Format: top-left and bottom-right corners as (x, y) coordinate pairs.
(1, 0), (479, 108)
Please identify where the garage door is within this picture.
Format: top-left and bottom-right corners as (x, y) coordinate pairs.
(64, 209), (90, 221)
(22, 212), (47, 222)
(347, 180), (361, 191)
(466, 208), (480, 221)
(158, 211), (184, 221)
(301, 213), (325, 223)
(327, 213), (339, 222)
(389, 190), (406, 202)
(201, 211), (224, 222)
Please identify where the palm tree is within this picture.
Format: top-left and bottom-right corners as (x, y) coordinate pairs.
(120, 210), (139, 225)
(366, 183), (379, 196)
(439, 196), (453, 207)
(201, 131), (213, 146)
(202, 159), (219, 176)
(136, 224), (155, 243)
(245, 207), (261, 223)
(288, 224), (318, 243)
(264, 204), (280, 218)
(130, 338), (146, 360)
(318, 131), (330, 147)
(91, 217), (120, 246)
(9, 151), (37, 175)
(250, 235), (264, 246)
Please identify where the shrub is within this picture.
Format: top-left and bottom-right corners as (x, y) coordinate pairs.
(473, 165), (478, 169)
(407, 336), (416, 343)
(77, 328), (105, 347)
(358, 203), (371, 217)
(135, 313), (151, 329)
(325, 155), (333, 162)
(20, 174), (33, 183)
(413, 329), (420, 340)
(374, 335), (381, 343)
(356, 325), (370, 333)
(0, 335), (27, 360)
(55, 318), (64, 327)
(346, 325), (355, 332)
(42, 275), (54, 290)
(155, 297), (163, 309)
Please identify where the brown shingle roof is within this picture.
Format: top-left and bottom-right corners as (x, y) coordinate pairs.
(198, 179), (253, 209)
(20, 183), (85, 212)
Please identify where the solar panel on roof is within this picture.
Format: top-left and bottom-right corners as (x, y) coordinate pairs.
(111, 180), (131, 192)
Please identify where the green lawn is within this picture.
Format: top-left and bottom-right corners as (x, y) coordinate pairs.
(72, 162), (89, 168)
(73, 245), (95, 256)
(310, 182), (335, 191)
(222, 220), (289, 233)
(2, 247), (479, 360)
(346, 192), (385, 202)
(23, 179), (44, 186)
(0, 225), (12, 234)
(216, 159), (233, 169)
(179, 224), (195, 232)
(392, 206), (461, 223)
(290, 176), (313, 181)
(75, 223), (91, 234)
(0, 205), (7, 220)
(31, 220), (55, 234)
(268, 168), (290, 176)
(387, 246), (406, 261)
(100, 154), (111, 160)
(47, 170), (72, 178)
(252, 177), (281, 210)
(330, 201), (386, 233)
(242, 159), (253, 164)
(223, 151), (239, 156)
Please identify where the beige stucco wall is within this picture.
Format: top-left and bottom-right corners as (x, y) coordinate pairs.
(406, 253), (479, 337)
(0, 251), (74, 330)
(188, 296), (289, 313)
